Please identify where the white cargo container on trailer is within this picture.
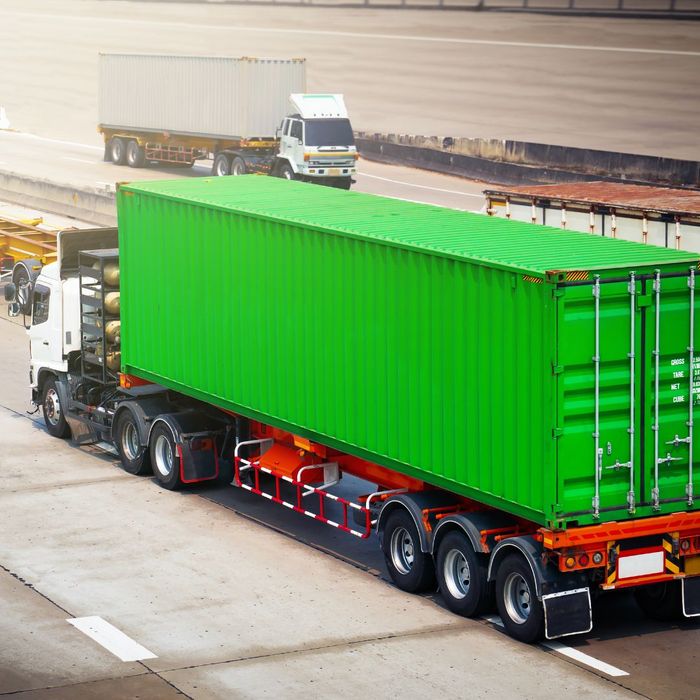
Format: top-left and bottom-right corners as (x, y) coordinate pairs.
(98, 54), (357, 188)
(98, 54), (306, 139)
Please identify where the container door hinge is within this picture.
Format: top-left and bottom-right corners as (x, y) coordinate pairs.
(552, 427), (563, 438)
(552, 364), (563, 375)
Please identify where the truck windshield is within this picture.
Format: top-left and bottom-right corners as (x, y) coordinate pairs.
(304, 119), (355, 148)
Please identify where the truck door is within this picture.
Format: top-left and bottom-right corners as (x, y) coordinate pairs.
(557, 275), (643, 520)
(29, 280), (63, 371)
(642, 270), (699, 510)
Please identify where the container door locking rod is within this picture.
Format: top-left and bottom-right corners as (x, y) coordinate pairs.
(600, 273), (637, 513)
(592, 275), (601, 518)
(688, 268), (695, 506)
(652, 271), (662, 510)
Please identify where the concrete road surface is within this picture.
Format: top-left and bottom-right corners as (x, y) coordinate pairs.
(1, 0), (699, 160)
(0, 130), (488, 214)
(0, 325), (639, 698)
(1, 260), (700, 698)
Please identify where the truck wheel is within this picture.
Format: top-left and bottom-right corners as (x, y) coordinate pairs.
(126, 140), (145, 168)
(230, 156), (247, 175)
(149, 423), (182, 490)
(495, 554), (545, 643)
(382, 509), (435, 593)
(114, 411), (151, 475)
(212, 153), (231, 176)
(42, 378), (71, 439)
(634, 581), (683, 621)
(278, 162), (295, 180)
(336, 178), (352, 190)
(108, 137), (126, 165)
(436, 531), (493, 617)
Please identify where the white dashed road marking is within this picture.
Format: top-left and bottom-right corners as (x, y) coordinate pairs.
(67, 616), (157, 662)
(482, 615), (629, 678)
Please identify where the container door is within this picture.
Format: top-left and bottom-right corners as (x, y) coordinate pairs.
(557, 275), (642, 521)
(642, 270), (698, 510)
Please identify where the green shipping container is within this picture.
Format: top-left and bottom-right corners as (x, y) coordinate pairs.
(117, 177), (700, 529)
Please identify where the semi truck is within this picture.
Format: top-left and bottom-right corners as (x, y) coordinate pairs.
(6, 176), (700, 643)
(98, 54), (357, 189)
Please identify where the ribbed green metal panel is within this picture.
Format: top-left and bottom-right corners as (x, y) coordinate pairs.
(117, 177), (700, 527)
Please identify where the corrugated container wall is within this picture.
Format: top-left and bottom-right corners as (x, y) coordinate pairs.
(98, 54), (306, 138)
(117, 178), (700, 529)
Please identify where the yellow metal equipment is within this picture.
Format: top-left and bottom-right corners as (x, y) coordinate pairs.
(0, 215), (63, 271)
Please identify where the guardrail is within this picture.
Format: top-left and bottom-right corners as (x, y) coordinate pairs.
(146, 0), (700, 16)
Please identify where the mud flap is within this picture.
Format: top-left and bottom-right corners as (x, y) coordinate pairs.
(542, 588), (593, 639)
(179, 436), (219, 484)
(682, 577), (700, 617)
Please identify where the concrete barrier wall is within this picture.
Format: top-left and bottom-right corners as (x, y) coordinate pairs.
(0, 170), (116, 226)
(355, 133), (700, 188)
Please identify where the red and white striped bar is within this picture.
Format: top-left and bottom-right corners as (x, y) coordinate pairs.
(234, 456), (372, 538)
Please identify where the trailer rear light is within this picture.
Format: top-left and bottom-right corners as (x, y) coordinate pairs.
(682, 538), (691, 552)
(592, 551), (604, 565)
(578, 553), (590, 567)
(565, 556), (576, 569)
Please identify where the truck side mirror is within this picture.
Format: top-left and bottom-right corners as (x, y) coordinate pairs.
(4, 282), (16, 302)
(7, 301), (20, 318)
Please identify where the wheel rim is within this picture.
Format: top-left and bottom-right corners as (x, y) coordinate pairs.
(282, 167), (293, 180)
(215, 157), (229, 176)
(121, 421), (139, 461)
(503, 571), (532, 625)
(444, 549), (471, 600)
(44, 388), (61, 426)
(389, 526), (415, 575)
(232, 160), (245, 175)
(127, 142), (137, 164)
(154, 433), (174, 477)
(112, 141), (123, 161)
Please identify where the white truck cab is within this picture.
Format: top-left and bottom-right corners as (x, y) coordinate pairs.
(7, 228), (118, 399)
(277, 94), (357, 189)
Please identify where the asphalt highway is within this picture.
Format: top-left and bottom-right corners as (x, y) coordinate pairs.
(0, 129), (488, 213)
(1, 0), (699, 159)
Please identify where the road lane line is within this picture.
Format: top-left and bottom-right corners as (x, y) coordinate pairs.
(542, 640), (629, 677)
(6, 12), (700, 57)
(67, 616), (157, 662)
(63, 157), (98, 165)
(482, 615), (629, 678)
(0, 130), (102, 152)
(357, 172), (483, 197)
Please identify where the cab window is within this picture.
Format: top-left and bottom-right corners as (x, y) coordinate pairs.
(290, 120), (303, 141)
(32, 284), (50, 325)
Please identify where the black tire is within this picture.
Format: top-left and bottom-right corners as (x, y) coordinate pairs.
(149, 422), (182, 490)
(108, 137), (126, 165)
(635, 581), (683, 621)
(42, 377), (71, 439)
(114, 411), (151, 475)
(126, 140), (145, 168)
(382, 509), (436, 593)
(230, 156), (247, 175)
(495, 553), (545, 643)
(336, 178), (352, 190)
(212, 153), (231, 176)
(277, 162), (295, 180)
(436, 530), (493, 617)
